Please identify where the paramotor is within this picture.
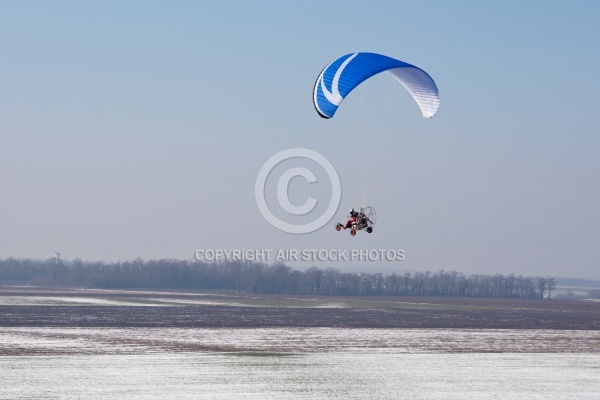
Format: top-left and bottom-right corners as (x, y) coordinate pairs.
(336, 206), (377, 236)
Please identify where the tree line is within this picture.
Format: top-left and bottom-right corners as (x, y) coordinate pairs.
(0, 257), (557, 299)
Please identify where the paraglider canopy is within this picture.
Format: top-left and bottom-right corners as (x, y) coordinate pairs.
(313, 52), (440, 119)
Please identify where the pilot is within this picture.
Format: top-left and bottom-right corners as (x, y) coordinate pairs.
(342, 208), (359, 229)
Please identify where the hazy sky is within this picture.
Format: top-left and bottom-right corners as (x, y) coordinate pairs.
(1, 1), (599, 278)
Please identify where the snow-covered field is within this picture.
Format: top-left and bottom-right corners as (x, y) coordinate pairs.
(1, 288), (599, 398)
(0, 351), (598, 399)
(1, 328), (599, 399)
(1, 327), (599, 355)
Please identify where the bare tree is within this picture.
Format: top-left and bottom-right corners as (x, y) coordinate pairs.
(536, 277), (548, 299)
(547, 277), (556, 299)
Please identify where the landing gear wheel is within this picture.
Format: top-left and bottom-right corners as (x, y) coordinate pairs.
(350, 229), (356, 236)
(366, 227), (373, 233)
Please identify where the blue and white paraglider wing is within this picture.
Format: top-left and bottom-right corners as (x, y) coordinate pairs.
(313, 52), (440, 119)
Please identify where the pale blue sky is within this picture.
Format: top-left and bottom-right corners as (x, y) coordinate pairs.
(1, 1), (599, 278)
